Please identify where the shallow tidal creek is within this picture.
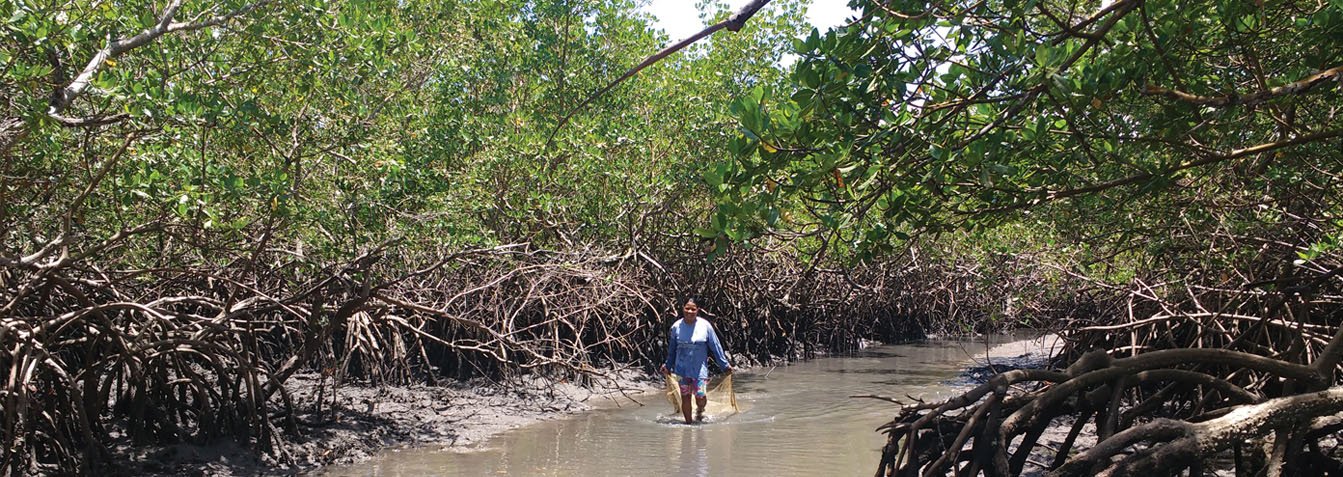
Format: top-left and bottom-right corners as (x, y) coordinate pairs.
(322, 337), (1026, 476)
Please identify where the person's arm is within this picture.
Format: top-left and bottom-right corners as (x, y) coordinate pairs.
(707, 323), (731, 373)
(662, 324), (677, 375)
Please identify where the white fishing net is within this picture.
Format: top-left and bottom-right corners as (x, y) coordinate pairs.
(663, 373), (739, 419)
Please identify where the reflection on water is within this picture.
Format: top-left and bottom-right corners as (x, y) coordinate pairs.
(320, 337), (1016, 476)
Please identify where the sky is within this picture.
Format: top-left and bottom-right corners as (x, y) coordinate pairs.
(639, 0), (859, 43)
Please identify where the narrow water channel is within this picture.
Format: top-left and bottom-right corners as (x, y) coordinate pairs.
(322, 337), (1027, 476)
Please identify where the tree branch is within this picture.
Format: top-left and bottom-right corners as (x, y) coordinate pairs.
(1142, 65), (1343, 108)
(1100, 386), (1343, 476)
(537, 0), (773, 155)
(48, 0), (268, 115)
(48, 112), (130, 127)
(964, 127), (1343, 216)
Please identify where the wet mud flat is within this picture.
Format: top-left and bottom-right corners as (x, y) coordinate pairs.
(116, 369), (656, 476)
(124, 335), (1060, 476)
(319, 336), (1045, 476)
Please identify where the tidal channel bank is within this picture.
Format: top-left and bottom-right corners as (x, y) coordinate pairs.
(318, 334), (1060, 476)
(124, 334), (1059, 476)
(122, 368), (656, 476)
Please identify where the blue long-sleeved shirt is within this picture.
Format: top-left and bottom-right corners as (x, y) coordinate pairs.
(665, 318), (730, 379)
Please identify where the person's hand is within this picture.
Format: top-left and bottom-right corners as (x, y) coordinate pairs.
(659, 364), (670, 376)
(725, 366), (733, 375)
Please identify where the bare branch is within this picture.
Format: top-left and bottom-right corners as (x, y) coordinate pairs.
(48, 0), (269, 115)
(965, 127), (1343, 216)
(537, 0), (773, 155)
(1143, 65), (1343, 108)
(48, 112), (130, 127)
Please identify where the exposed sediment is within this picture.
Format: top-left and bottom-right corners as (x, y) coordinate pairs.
(120, 369), (657, 476)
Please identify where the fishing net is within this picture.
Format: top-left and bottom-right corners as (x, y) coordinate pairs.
(663, 373), (739, 418)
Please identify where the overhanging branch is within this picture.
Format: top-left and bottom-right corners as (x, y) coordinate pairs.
(1142, 65), (1343, 108)
(962, 127), (1343, 216)
(537, 0), (773, 155)
(48, 0), (269, 116)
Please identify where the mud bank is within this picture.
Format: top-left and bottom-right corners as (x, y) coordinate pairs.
(114, 369), (657, 476)
(118, 336), (1063, 476)
(950, 334), (1105, 477)
(953, 333), (1063, 386)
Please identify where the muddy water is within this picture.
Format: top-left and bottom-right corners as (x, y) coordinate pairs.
(323, 337), (1024, 476)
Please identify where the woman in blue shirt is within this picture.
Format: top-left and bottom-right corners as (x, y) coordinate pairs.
(659, 298), (732, 423)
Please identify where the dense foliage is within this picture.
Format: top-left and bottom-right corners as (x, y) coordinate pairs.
(6, 0), (1342, 474)
(720, 0), (1342, 273)
(710, 0), (1343, 474)
(0, 0), (829, 473)
(1, 0), (806, 263)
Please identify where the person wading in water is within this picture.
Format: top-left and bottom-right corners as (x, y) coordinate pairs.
(660, 298), (732, 423)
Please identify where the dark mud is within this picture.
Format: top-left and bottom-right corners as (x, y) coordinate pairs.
(111, 369), (656, 476)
